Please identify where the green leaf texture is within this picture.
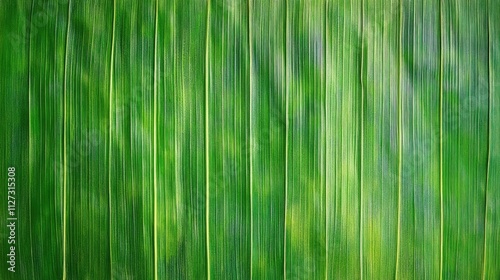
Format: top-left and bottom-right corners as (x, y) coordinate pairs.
(0, 0), (499, 279)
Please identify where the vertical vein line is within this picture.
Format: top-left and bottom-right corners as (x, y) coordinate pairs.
(395, 0), (403, 277)
(359, 0), (364, 278)
(108, 0), (116, 278)
(27, 0), (35, 278)
(172, 1), (181, 276)
(153, 0), (159, 278)
(247, 0), (254, 278)
(439, 0), (444, 278)
(62, 1), (72, 278)
(481, 1), (491, 278)
(284, 0), (289, 278)
(324, 1), (328, 279)
(205, 0), (211, 278)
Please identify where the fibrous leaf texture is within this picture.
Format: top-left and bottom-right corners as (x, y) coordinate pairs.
(0, 0), (499, 279)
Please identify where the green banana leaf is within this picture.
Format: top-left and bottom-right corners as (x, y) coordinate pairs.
(0, 0), (499, 279)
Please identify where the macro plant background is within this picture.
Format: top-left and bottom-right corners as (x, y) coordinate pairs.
(0, 0), (499, 279)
